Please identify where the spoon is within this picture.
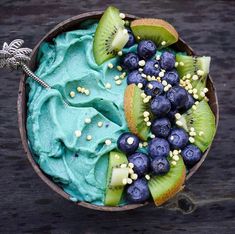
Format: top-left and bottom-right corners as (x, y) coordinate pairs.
(0, 39), (70, 105)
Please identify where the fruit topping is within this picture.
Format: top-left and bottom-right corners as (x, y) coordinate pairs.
(137, 40), (157, 59)
(160, 51), (175, 71)
(176, 54), (211, 79)
(117, 132), (140, 155)
(148, 137), (170, 158)
(122, 52), (139, 71)
(180, 92), (195, 112)
(181, 144), (202, 167)
(150, 95), (171, 116)
(176, 54), (211, 100)
(168, 128), (189, 149)
(167, 109), (178, 124)
(177, 100), (216, 152)
(166, 86), (188, 109)
(151, 117), (171, 138)
(150, 157), (170, 175)
(144, 81), (164, 97)
(105, 151), (128, 206)
(148, 155), (186, 206)
(93, 6), (129, 65)
(109, 167), (130, 187)
(102, 8), (214, 207)
(127, 70), (147, 86)
(131, 18), (179, 49)
(162, 69), (179, 86)
(143, 60), (161, 77)
(125, 29), (136, 48)
(128, 152), (150, 177)
(124, 84), (151, 141)
(126, 178), (150, 203)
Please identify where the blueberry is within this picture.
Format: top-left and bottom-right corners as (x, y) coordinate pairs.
(151, 118), (171, 138)
(126, 178), (150, 203)
(182, 144), (202, 167)
(162, 69), (179, 86)
(168, 128), (189, 149)
(150, 95), (171, 116)
(143, 60), (160, 77)
(137, 40), (157, 59)
(151, 157), (170, 175)
(117, 132), (139, 155)
(180, 93), (195, 113)
(125, 29), (135, 48)
(167, 109), (178, 123)
(144, 81), (164, 97)
(122, 52), (139, 71)
(128, 152), (150, 176)
(148, 137), (170, 158)
(166, 86), (189, 109)
(127, 70), (147, 87)
(160, 51), (175, 70)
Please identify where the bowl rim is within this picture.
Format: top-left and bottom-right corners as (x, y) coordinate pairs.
(17, 11), (219, 211)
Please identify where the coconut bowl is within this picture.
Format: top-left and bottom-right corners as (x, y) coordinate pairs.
(17, 11), (219, 211)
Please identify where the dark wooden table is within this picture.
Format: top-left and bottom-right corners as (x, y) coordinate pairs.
(0, 0), (234, 233)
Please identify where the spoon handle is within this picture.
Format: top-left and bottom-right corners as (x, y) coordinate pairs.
(0, 39), (51, 89)
(21, 64), (50, 89)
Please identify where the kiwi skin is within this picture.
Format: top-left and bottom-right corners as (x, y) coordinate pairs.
(124, 84), (150, 141)
(154, 170), (185, 206)
(148, 156), (186, 206)
(131, 18), (179, 49)
(124, 84), (138, 137)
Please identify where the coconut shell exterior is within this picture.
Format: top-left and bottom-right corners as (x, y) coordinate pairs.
(17, 11), (219, 211)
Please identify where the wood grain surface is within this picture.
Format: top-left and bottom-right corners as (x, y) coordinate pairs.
(0, 0), (234, 233)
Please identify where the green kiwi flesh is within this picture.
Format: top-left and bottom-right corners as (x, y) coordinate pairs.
(124, 84), (151, 141)
(104, 151), (128, 206)
(148, 156), (186, 206)
(109, 167), (129, 187)
(93, 6), (129, 65)
(131, 18), (179, 49)
(176, 54), (211, 100)
(179, 100), (216, 152)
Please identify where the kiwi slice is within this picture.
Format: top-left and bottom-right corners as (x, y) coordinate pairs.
(176, 54), (211, 78)
(124, 84), (151, 141)
(176, 54), (211, 100)
(109, 167), (129, 187)
(148, 156), (186, 206)
(179, 100), (216, 152)
(131, 18), (179, 49)
(93, 6), (129, 65)
(105, 151), (128, 206)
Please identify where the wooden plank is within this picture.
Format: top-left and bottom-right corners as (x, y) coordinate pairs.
(0, 0), (234, 233)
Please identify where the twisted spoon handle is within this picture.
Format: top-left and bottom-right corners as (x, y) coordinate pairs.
(21, 64), (50, 89)
(0, 39), (51, 89)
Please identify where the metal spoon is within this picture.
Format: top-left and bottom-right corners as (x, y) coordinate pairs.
(0, 39), (72, 107)
(0, 39), (51, 89)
